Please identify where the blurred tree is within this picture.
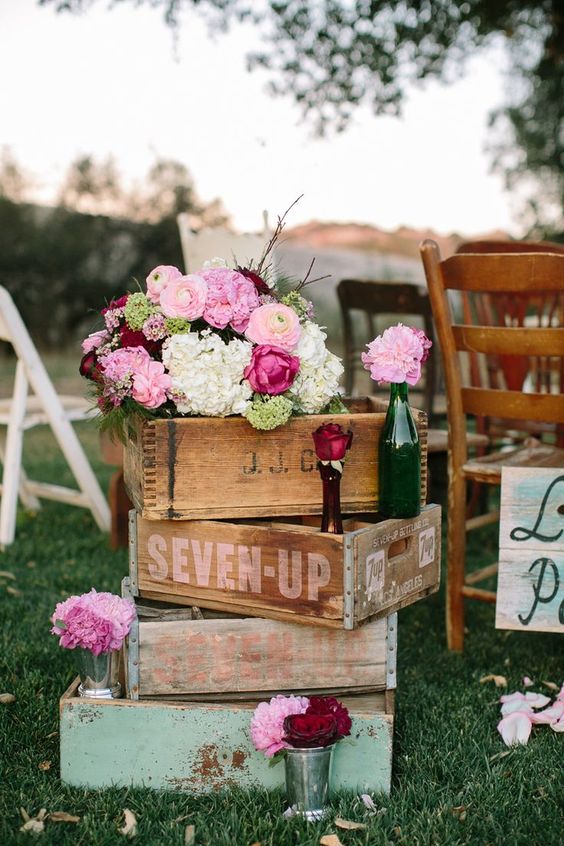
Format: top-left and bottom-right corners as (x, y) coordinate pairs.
(39, 0), (564, 235)
(0, 148), (34, 203)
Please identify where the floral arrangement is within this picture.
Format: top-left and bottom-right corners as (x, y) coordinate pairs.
(51, 589), (136, 656)
(80, 205), (345, 437)
(250, 694), (352, 758)
(361, 323), (432, 385)
(497, 681), (564, 746)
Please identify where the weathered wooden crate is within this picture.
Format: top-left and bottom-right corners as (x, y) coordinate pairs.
(123, 581), (397, 699)
(129, 504), (441, 629)
(59, 680), (394, 794)
(123, 396), (428, 521)
(496, 467), (564, 634)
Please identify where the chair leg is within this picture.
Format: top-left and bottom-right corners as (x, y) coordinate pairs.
(446, 471), (468, 651)
(0, 363), (28, 546)
(0, 433), (41, 511)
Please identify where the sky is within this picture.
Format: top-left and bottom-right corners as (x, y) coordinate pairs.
(1, 0), (520, 236)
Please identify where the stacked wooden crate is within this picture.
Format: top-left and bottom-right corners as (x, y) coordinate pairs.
(60, 397), (441, 794)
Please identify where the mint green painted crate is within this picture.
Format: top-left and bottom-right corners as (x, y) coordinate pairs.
(60, 680), (394, 794)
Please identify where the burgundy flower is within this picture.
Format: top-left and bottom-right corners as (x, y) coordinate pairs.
(282, 713), (339, 748)
(312, 423), (353, 462)
(101, 294), (128, 315)
(306, 696), (352, 738)
(119, 325), (161, 355)
(237, 266), (270, 295)
(79, 351), (102, 383)
(244, 344), (300, 395)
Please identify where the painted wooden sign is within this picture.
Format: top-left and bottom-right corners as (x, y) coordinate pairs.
(130, 505), (441, 629)
(496, 467), (564, 633)
(123, 396), (429, 521)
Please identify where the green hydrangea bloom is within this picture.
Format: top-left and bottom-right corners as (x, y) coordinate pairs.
(244, 394), (294, 431)
(124, 292), (153, 330)
(280, 290), (311, 318)
(165, 317), (191, 335)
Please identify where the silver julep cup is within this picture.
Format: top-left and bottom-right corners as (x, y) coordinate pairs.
(284, 744), (335, 821)
(76, 648), (122, 699)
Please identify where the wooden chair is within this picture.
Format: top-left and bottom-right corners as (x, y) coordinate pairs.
(177, 212), (271, 273)
(0, 286), (110, 546)
(420, 240), (564, 651)
(337, 279), (438, 421)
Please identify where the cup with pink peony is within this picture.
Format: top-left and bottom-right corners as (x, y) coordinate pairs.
(50, 588), (136, 699)
(251, 694), (352, 820)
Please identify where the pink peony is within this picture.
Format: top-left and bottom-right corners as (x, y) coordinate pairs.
(198, 267), (259, 331)
(411, 327), (433, 363)
(250, 694), (309, 757)
(361, 323), (427, 386)
(81, 329), (110, 354)
(131, 357), (171, 408)
(160, 273), (208, 320)
(51, 589), (136, 655)
(98, 346), (153, 406)
(230, 273), (261, 333)
(245, 303), (302, 351)
(146, 265), (182, 304)
(244, 345), (300, 395)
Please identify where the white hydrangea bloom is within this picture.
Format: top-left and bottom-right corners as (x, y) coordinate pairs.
(202, 256), (228, 269)
(162, 330), (253, 417)
(290, 323), (344, 413)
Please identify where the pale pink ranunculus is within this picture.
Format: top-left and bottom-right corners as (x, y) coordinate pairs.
(245, 303), (302, 351)
(244, 345), (300, 395)
(131, 357), (171, 408)
(146, 265), (182, 304)
(81, 329), (110, 354)
(159, 274), (207, 320)
(250, 695), (309, 758)
(361, 323), (424, 386)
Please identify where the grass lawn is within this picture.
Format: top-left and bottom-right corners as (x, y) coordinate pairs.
(0, 422), (562, 846)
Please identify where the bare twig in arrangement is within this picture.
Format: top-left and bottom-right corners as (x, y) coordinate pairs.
(255, 195), (303, 276)
(294, 256), (331, 290)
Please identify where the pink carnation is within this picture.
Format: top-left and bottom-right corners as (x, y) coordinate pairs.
(361, 323), (427, 386)
(146, 265), (182, 304)
(250, 694), (309, 758)
(160, 274), (208, 320)
(245, 303), (302, 351)
(131, 357), (171, 409)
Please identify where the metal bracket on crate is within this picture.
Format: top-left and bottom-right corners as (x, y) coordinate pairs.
(343, 536), (355, 630)
(128, 509), (139, 596)
(122, 576), (140, 701)
(386, 612), (398, 690)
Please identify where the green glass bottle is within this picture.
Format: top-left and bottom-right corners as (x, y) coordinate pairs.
(378, 381), (421, 518)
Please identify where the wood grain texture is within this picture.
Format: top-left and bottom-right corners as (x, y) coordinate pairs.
(59, 681), (394, 794)
(496, 468), (564, 633)
(135, 615), (388, 696)
(133, 505), (441, 629)
(123, 396), (429, 520)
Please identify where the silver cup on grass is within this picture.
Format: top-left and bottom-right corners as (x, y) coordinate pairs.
(284, 744), (335, 821)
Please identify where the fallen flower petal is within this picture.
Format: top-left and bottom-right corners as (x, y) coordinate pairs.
(0, 693), (16, 704)
(497, 711), (533, 746)
(500, 700), (534, 716)
(500, 691), (526, 704)
(529, 702), (564, 725)
(184, 824), (195, 846)
(557, 684), (564, 701)
(48, 812), (81, 823)
(118, 809), (137, 838)
(524, 692), (551, 709)
(335, 817), (367, 830)
(542, 681), (559, 692)
(320, 836), (344, 846)
(480, 674), (507, 687)
(360, 793), (377, 811)
(522, 676), (534, 688)
(282, 806), (297, 819)
(550, 714), (564, 732)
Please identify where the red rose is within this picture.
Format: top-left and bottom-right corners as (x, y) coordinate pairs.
(79, 351), (102, 382)
(244, 344), (300, 395)
(312, 423), (353, 461)
(119, 325), (161, 355)
(282, 713), (339, 748)
(306, 696), (352, 738)
(237, 266), (270, 294)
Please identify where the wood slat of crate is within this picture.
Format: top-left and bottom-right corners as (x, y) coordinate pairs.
(123, 396), (428, 521)
(496, 467), (564, 633)
(59, 680), (394, 794)
(130, 504), (441, 629)
(123, 584), (397, 699)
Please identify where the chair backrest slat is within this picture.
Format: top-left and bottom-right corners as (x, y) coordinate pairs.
(461, 387), (563, 424)
(452, 325), (564, 356)
(441, 253), (564, 292)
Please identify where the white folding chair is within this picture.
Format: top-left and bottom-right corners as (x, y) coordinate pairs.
(0, 286), (110, 546)
(177, 211), (271, 273)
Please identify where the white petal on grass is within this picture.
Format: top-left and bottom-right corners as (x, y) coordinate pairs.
(529, 701), (564, 725)
(497, 711), (533, 746)
(118, 809), (137, 838)
(524, 692), (551, 709)
(184, 824), (195, 845)
(360, 793), (377, 811)
(522, 676), (534, 688)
